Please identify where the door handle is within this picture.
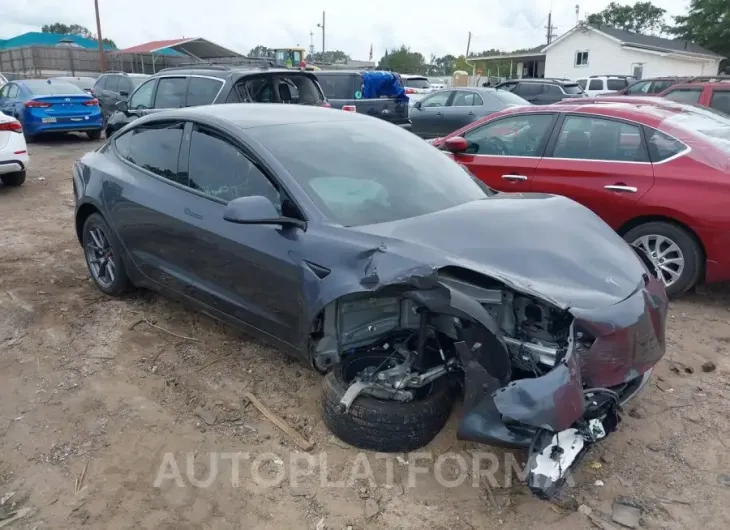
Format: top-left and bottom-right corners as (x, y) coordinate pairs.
(467, 111), (475, 116)
(184, 207), (203, 220)
(435, 112), (443, 116)
(502, 174), (528, 181)
(604, 185), (637, 193)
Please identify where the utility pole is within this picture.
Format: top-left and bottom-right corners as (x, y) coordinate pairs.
(316, 11), (326, 56)
(545, 11), (557, 44)
(309, 31), (315, 58)
(466, 31), (471, 57)
(94, 0), (107, 72)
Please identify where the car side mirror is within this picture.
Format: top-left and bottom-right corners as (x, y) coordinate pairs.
(444, 136), (468, 153)
(119, 90), (129, 97)
(223, 195), (305, 229)
(414, 100), (421, 109)
(115, 100), (128, 112)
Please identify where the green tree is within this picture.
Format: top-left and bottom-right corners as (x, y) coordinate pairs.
(668, 0), (730, 61)
(377, 45), (427, 74)
(248, 45), (273, 58)
(587, 1), (667, 35)
(41, 22), (116, 48)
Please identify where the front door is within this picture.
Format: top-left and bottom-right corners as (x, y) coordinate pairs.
(451, 112), (558, 192)
(410, 90), (453, 138)
(532, 114), (655, 230)
(440, 90), (482, 134)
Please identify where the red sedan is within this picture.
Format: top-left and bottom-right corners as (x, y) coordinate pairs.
(432, 101), (730, 296)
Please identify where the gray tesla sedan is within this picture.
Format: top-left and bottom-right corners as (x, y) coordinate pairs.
(72, 104), (667, 500)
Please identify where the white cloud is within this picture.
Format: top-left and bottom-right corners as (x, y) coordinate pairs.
(1, 0), (689, 61)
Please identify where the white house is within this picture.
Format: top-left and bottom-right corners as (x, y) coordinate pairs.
(542, 24), (723, 80)
(472, 24), (723, 81)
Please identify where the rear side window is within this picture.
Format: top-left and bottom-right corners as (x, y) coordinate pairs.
(451, 91), (482, 106)
(607, 78), (627, 90)
(187, 126), (280, 206)
(105, 75), (120, 93)
(552, 116), (648, 162)
(544, 85), (563, 96)
(588, 79), (603, 90)
(710, 90), (730, 115)
(186, 77), (223, 106)
(562, 84), (583, 94)
(154, 77), (188, 108)
(317, 74), (357, 99)
(643, 128), (687, 162)
(515, 83), (543, 97)
(662, 88), (702, 105)
(116, 122), (186, 184)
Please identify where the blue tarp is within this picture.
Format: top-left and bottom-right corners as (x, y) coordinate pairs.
(360, 71), (408, 101)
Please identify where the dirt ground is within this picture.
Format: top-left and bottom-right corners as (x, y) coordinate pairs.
(1, 136), (729, 530)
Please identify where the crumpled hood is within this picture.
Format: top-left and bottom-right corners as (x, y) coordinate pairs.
(354, 194), (646, 310)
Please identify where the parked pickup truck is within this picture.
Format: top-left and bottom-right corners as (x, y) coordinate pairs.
(313, 70), (411, 129)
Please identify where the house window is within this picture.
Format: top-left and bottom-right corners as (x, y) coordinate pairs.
(575, 51), (589, 67)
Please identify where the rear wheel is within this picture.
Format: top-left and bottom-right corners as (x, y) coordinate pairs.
(87, 130), (102, 141)
(1, 171), (26, 187)
(82, 213), (131, 296)
(624, 221), (702, 297)
(322, 352), (454, 453)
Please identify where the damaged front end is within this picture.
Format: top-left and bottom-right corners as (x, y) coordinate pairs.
(310, 259), (667, 500)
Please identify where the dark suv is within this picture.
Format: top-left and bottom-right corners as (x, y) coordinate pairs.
(92, 72), (150, 120)
(105, 64), (327, 137)
(494, 78), (586, 104)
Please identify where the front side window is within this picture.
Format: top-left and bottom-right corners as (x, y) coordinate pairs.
(316, 73), (357, 99)
(154, 77), (187, 109)
(552, 115), (647, 162)
(421, 91), (451, 107)
(105, 76), (120, 93)
(577, 79), (587, 90)
(93, 76), (108, 90)
(662, 88), (702, 105)
(710, 90), (730, 115)
(116, 122), (186, 184)
(463, 114), (555, 156)
(575, 51), (589, 66)
(188, 126), (280, 206)
(6, 84), (19, 98)
(627, 81), (651, 95)
(588, 79), (603, 91)
(650, 80), (674, 94)
(247, 120), (489, 227)
(129, 79), (155, 109)
(186, 77), (223, 107)
(607, 78), (628, 90)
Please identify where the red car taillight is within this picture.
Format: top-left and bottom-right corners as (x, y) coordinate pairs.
(0, 121), (22, 133)
(83, 99), (99, 106)
(342, 105), (357, 112)
(405, 88), (416, 94)
(25, 101), (51, 108)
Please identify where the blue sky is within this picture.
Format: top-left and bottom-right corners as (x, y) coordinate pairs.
(2, 0), (691, 61)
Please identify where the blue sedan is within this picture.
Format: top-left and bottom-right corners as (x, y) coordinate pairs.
(0, 79), (103, 141)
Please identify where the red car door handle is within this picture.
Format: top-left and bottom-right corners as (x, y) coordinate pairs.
(502, 174), (528, 181)
(435, 112), (443, 116)
(604, 184), (637, 193)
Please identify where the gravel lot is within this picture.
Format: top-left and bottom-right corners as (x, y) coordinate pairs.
(1, 135), (729, 529)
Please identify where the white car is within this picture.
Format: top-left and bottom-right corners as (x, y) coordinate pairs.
(576, 75), (636, 97)
(0, 73), (7, 89)
(0, 112), (29, 187)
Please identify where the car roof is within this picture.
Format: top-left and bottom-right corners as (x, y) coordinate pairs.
(666, 81), (730, 89)
(145, 103), (374, 129)
(507, 78), (576, 85)
(152, 66), (297, 78)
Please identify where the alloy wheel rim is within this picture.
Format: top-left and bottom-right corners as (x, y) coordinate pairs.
(85, 226), (116, 288)
(633, 234), (685, 288)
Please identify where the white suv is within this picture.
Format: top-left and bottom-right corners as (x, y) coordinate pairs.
(577, 75), (636, 97)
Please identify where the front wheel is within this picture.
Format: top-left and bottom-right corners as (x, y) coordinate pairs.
(624, 221), (702, 297)
(82, 213), (131, 296)
(322, 353), (454, 453)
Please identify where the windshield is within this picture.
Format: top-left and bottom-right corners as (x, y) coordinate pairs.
(54, 77), (94, 90)
(22, 80), (85, 95)
(250, 120), (488, 226)
(405, 78), (430, 89)
(489, 90), (530, 106)
(562, 84), (584, 94)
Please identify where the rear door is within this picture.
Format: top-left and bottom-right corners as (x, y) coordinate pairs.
(410, 90), (454, 138)
(532, 114), (655, 229)
(450, 112), (558, 191)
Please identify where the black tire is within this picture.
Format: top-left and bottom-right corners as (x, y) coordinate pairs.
(82, 213), (131, 296)
(322, 353), (454, 453)
(1, 171), (26, 187)
(623, 221), (702, 297)
(87, 129), (102, 141)
(24, 133), (36, 143)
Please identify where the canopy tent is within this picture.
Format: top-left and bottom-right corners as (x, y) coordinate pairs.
(112, 37), (243, 73)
